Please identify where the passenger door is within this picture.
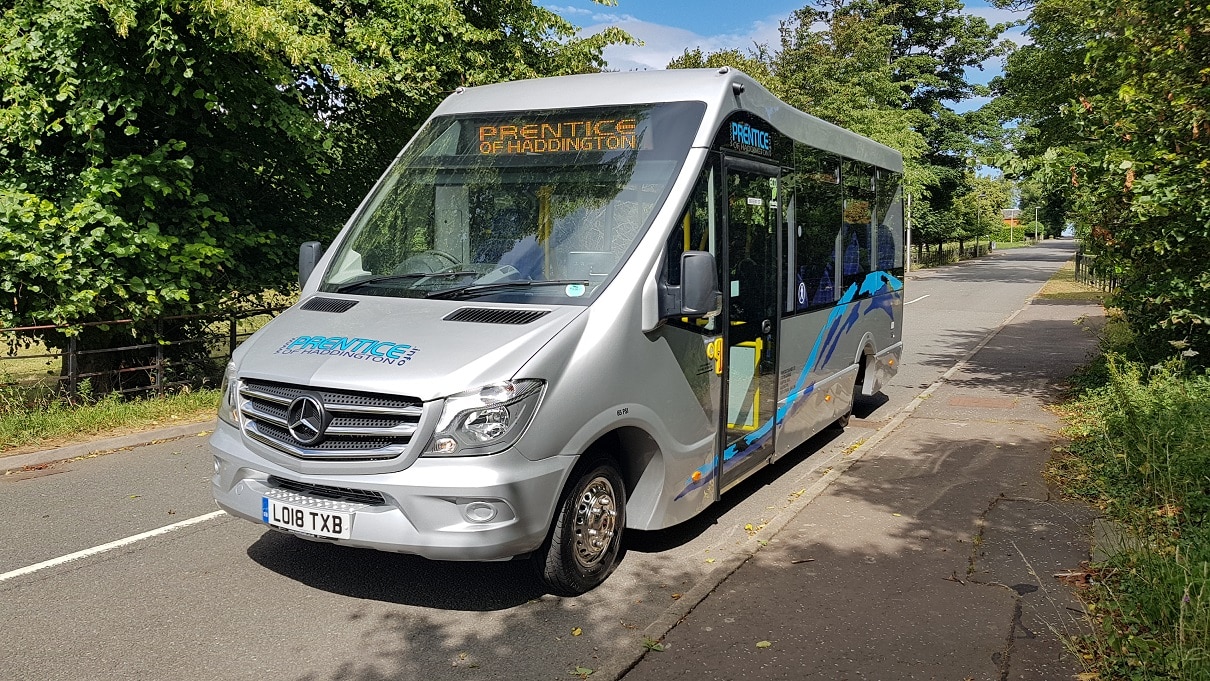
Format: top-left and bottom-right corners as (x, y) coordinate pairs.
(718, 159), (780, 491)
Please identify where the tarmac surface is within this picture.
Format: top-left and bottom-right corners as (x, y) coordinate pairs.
(621, 295), (1105, 679)
(2, 242), (1105, 680)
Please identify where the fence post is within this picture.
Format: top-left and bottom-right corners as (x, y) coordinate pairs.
(155, 319), (164, 398)
(229, 312), (237, 358)
(66, 335), (78, 401)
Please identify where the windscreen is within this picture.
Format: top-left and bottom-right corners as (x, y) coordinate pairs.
(320, 101), (706, 303)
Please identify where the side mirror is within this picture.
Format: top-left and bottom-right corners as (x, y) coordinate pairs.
(299, 241), (324, 288)
(659, 251), (721, 319)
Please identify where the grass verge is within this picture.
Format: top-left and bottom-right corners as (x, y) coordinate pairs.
(1036, 259), (1109, 302)
(0, 388), (219, 456)
(1050, 337), (1209, 678)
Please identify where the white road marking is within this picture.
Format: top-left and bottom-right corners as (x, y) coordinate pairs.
(905, 294), (931, 305)
(0, 510), (226, 584)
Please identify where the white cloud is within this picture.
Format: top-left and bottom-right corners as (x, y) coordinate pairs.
(547, 4), (593, 16)
(579, 16), (783, 71)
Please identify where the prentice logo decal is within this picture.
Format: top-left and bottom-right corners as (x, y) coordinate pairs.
(274, 335), (419, 366)
(730, 121), (772, 155)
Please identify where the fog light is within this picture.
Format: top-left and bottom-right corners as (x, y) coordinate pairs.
(433, 437), (457, 454)
(213, 456), (221, 475)
(463, 501), (498, 523)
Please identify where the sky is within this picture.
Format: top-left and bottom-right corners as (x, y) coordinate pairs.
(548, 0), (1032, 113)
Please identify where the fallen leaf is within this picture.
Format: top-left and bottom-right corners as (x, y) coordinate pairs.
(570, 666), (594, 678)
(671, 593), (682, 600)
(705, 558), (715, 564)
(892, 513), (902, 517)
(756, 640), (772, 648)
(571, 627), (582, 636)
(129, 495), (140, 499)
(642, 637), (665, 652)
(790, 558), (815, 564)
(744, 523), (754, 532)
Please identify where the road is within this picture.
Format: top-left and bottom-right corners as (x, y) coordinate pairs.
(0, 241), (1078, 681)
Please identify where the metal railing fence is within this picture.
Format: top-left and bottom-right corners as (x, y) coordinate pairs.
(1, 307), (288, 401)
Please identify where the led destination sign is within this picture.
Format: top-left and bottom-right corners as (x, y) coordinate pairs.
(478, 118), (641, 155)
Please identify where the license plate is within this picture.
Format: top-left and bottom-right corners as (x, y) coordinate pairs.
(262, 497), (352, 539)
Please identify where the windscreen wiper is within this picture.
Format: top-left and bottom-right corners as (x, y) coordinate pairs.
(334, 271), (476, 294)
(425, 279), (590, 300)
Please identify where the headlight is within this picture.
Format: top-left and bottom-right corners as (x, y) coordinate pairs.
(423, 380), (544, 457)
(217, 362), (241, 427)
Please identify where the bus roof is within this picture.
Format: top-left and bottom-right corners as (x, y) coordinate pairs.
(432, 69), (904, 173)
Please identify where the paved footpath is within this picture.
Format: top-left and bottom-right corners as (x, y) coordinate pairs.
(623, 296), (1106, 680)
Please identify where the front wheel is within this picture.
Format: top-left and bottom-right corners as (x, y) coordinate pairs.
(536, 462), (626, 596)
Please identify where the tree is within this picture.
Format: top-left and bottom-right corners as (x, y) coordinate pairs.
(994, 0), (1209, 366)
(0, 0), (631, 389)
(667, 46), (773, 83)
(1071, 0), (1210, 364)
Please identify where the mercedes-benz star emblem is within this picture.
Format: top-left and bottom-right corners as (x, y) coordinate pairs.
(286, 395), (328, 446)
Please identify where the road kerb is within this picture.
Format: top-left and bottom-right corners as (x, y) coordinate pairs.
(1, 421), (216, 473)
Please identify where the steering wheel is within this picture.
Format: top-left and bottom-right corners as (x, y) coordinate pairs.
(395, 250), (461, 274)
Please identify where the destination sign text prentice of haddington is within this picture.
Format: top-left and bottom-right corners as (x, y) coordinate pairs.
(478, 118), (640, 156)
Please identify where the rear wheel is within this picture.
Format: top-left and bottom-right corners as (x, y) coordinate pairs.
(536, 461), (626, 596)
(835, 363), (866, 430)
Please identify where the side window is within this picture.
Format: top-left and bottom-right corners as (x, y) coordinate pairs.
(789, 145), (841, 312)
(874, 169), (904, 276)
(841, 160), (874, 291)
(664, 158), (719, 330)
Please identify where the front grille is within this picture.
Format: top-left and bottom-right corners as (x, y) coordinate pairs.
(268, 476), (387, 505)
(239, 379), (423, 461)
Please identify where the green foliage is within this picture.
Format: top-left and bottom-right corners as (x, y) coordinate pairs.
(0, 0), (630, 335)
(667, 46), (772, 83)
(1072, 0), (1210, 367)
(1057, 354), (1210, 679)
(994, 0), (1210, 367)
(0, 382), (220, 450)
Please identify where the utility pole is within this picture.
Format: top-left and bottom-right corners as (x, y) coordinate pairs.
(1034, 206), (1040, 242)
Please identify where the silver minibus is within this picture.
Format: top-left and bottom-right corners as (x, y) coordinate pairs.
(210, 68), (905, 594)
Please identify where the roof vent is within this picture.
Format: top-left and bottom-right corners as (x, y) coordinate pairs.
(300, 297), (358, 313)
(444, 308), (550, 325)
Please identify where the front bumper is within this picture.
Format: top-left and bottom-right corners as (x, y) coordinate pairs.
(209, 422), (573, 561)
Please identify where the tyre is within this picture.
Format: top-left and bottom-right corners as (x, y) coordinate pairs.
(536, 461), (626, 596)
(834, 370), (863, 430)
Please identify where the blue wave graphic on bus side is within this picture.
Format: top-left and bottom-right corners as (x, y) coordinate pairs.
(675, 270), (903, 500)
